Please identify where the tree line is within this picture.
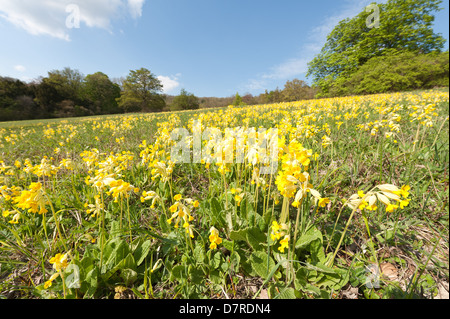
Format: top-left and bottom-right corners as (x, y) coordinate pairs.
(0, 66), (316, 121)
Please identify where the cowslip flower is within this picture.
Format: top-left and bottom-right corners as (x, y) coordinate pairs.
(270, 220), (288, 240)
(318, 197), (330, 208)
(151, 161), (174, 182)
(140, 190), (161, 209)
(209, 226), (222, 250)
(167, 196), (196, 230)
(14, 182), (49, 215)
(44, 273), (60, 289)
(278, 235), (289, 253)
(347, 184), (411, 213)
(230, 188), (244, 206)
(107, 179), (139, 203)
(85, 195), (104, 218)
(183, 222), (195, 238)
(49, 253), (69, 272)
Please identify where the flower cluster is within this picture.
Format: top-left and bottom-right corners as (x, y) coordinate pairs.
(44, 252), (69, 289)
(270, 221), (289, 253)
(167, 194), (199, 238)
(275, 139), (329, 207)
(209, 226), (222, 250)
(348, 184), (411, 212)
(14, 182), (49, 215)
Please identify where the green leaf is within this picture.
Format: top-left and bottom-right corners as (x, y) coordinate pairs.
(294, 268), (307, 291)
(250, 251), (275, 278)
(80, 255), (94, 274)
(310, 238), (326, 263)
(134, 240), (152, 266)
(83, 267), (99, 298)
(193, 242), (205, 264)
(239, 197), (248, 220)
(230, 251), (241, 270)
(295, 226), (323, 249)
(210, 197), (226, 228)
(171, 264), (187, 282)
(64, 264), (81, 289)
(229, 228), (248, 242)
(246, 227), (266, 251)
(159, 214), (170, 233)
(118, 253), (136, 270)
(120, 268), (137, 286)
(109, 220), (121, 238)
(102, 238), (130, 273)
(211, 251), (222, 270)
(273, 287), (296, 299)
(230, 226), (266, 251)
(188, 265), (204, 285)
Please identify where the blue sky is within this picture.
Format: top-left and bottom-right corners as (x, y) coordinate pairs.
(0, 0), (448, 97)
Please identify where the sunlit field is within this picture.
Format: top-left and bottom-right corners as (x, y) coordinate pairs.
(0, 88), (448, 299)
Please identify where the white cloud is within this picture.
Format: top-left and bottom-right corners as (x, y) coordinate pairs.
(128, 0), (145, 19)
(0, 0), (146, 41)
(14, 65), (26, 72)
(157, 75), (181, 94)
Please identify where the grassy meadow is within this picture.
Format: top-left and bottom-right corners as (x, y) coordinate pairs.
(0, 88), (448, 299)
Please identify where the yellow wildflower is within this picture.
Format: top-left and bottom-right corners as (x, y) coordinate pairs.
(209, 227), (222, 250)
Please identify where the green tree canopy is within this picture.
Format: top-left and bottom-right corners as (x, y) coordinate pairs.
(282, 79), (316, 102)
(171, 88), (200, 111)
(0, 77), (36, 121)
(307, 0), (446, 96)
(232, 92), (246, 106)
(81, 72), (121, 114)
(325, 50), (449, 96)
(116, 68), (165, 112)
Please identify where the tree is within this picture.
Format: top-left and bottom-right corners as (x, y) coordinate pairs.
(282, 79), (315, 102)
(0, 77), (37, 121)
(259, 88), (283, 104)
(116, 68), (165, 112)
(232, 92), (246, 106)
(50, 67), (84, 97)
(326, 50), (449, 96)
(33, 68), (86, 116)
(171, 88), (200, 111)
(307, 0), (446, 96)
(81, 72), (121, 114)
(242, 93), (256, 105)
